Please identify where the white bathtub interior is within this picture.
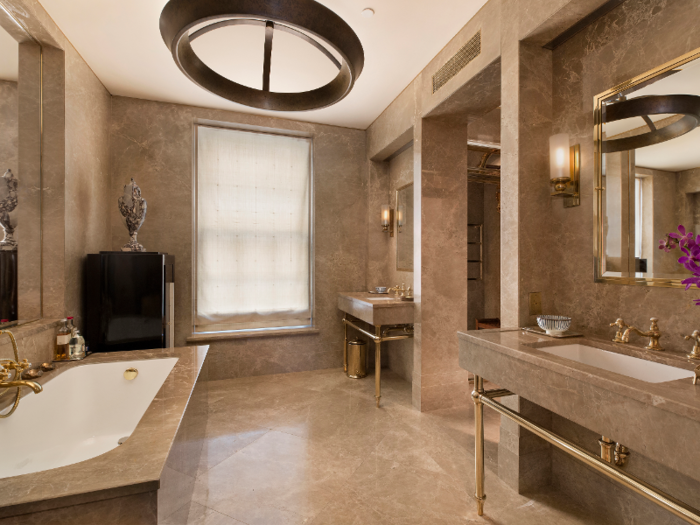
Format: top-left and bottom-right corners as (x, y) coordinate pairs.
(0, 357), (178, 479)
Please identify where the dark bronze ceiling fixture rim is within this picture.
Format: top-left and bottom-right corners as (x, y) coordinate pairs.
(159, 0), (365, 112)
(602, 94), (700, 153)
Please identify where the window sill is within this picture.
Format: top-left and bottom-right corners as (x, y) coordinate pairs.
(186, 327), (320, 343)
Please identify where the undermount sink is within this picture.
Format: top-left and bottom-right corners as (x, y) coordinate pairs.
(537, 344), (694, 383)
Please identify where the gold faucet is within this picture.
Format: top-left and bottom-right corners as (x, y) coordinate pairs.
(610, 318), (629, 343)
(0, 330), (43, 418)
(684, 330), (700, 360)
(622, 318), (664, 351)
(388, 283), (406, 297)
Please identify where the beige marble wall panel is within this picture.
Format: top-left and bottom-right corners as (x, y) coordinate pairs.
(385, 144), (414, 382)
(39, 45), (66, 319)
(0, 81), (18, 178)
(366, 81), (416, 161)
(4, 0), (112, 325)
(110, 97), (367, 378)
(499, 0), (520, 328)
(550, 0), (700, 354)
(0, 319), (60, 368)
(16, 42), (41, 319)
(63, 37), (111, 327)
(416, 118), (471, 411)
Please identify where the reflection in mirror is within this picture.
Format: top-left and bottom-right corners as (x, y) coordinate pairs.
(596, 48), (700, 284)
(0, 21), (19, 319)
(396, 183), (413, 271)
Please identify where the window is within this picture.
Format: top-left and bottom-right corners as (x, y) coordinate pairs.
(194, 125), (312, 333)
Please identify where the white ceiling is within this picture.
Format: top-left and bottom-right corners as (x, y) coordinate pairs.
(604, 58), (700, 172)
(0, 23), (18, 82)
(36, 0), (490, 130)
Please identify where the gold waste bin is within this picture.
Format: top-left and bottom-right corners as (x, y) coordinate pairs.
(346, 339), (367, 379)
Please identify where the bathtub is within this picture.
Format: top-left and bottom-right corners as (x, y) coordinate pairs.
(0, 357), (177, 479)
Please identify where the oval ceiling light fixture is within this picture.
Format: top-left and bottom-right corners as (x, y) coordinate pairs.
(160, 0), (365, 112)
(361, 8), (375, 18)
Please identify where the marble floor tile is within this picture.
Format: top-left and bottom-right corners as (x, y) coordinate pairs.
(183, 368), (605, 525)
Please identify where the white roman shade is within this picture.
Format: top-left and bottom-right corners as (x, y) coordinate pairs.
(195, 125), (312, 333)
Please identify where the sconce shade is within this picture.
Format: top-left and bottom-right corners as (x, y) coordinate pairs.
(381, 205), (391, 227)
(550, 133), (570, 181)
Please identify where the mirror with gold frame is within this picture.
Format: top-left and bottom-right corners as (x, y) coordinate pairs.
(396, 182), (413, 272)
(594, 46), (700, 287)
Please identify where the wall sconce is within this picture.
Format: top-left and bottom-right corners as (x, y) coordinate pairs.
(381, 205), (394, 237)
(549, 133), (580, 208)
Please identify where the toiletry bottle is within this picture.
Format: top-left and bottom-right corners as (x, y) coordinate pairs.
(55, 318), (72, 360)
(68, 327), (86, 361)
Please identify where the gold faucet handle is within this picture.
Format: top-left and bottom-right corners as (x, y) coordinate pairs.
(0, 367), (9, 381)
(17, 359), (30, 372)
(685, 330), (700, 360)
(649, 317), (661, 332)
(610, 318), (628, 343)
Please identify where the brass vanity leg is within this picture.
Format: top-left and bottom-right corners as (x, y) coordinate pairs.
(473, 375), (486, 515)
(343, 315), (348, 374)
(375, 325), (382, 408)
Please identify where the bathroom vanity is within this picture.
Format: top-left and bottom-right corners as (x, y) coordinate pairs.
(338, 292), (414, 407)
(459, 329), (700, 521)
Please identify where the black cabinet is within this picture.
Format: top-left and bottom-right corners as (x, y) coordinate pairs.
(85, 252), (174, 352)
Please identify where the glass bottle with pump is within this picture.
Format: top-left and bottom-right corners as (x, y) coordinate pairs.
(55, 318), (73, 361)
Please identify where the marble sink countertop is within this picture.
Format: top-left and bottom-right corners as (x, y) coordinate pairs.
(458, 328), (700, 424)
(0, 345), (208, 518)
(338, 292), (414, 326)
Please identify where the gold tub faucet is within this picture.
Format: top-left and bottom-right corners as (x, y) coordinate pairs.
(0, 330), (43, 418)
(0, 365), (43, 394)
(622, 317), (664, 351)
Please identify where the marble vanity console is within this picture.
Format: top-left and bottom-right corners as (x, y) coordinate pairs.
(458, 329), (700, 490)
(0, 345), (209, 524)
(337, 292), (414, 325)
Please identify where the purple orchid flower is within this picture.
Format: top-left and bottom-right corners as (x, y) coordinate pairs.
(659, 225), (700, 303)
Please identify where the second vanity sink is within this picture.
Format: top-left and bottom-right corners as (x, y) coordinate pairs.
(538, 344), (694, 383)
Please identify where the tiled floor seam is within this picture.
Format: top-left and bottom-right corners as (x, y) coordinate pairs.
(195, 429), (271, 479)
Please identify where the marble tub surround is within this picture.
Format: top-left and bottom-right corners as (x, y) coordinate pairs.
(0, 345), (208, 522)
(459, 329), (700, 520)
(338, 292), (414, 326)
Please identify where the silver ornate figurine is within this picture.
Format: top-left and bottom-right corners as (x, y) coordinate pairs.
(0, 169), (18, 251)
(118, 178), (147, 252)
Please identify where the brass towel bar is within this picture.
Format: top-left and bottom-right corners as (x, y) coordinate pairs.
(472, 376), (700, 523)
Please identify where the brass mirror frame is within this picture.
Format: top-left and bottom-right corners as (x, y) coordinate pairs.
(396, 182), (413, 272)
(593, 46), (700, 288)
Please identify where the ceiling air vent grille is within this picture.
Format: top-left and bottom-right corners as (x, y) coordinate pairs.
(432, 30), (481, 94)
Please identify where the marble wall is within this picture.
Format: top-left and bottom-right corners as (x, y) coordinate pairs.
(109, 96), (367, 380)
(550, 0), (700, 355)
(385, 144), (414, 383)
(3, 0), (112, 326)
